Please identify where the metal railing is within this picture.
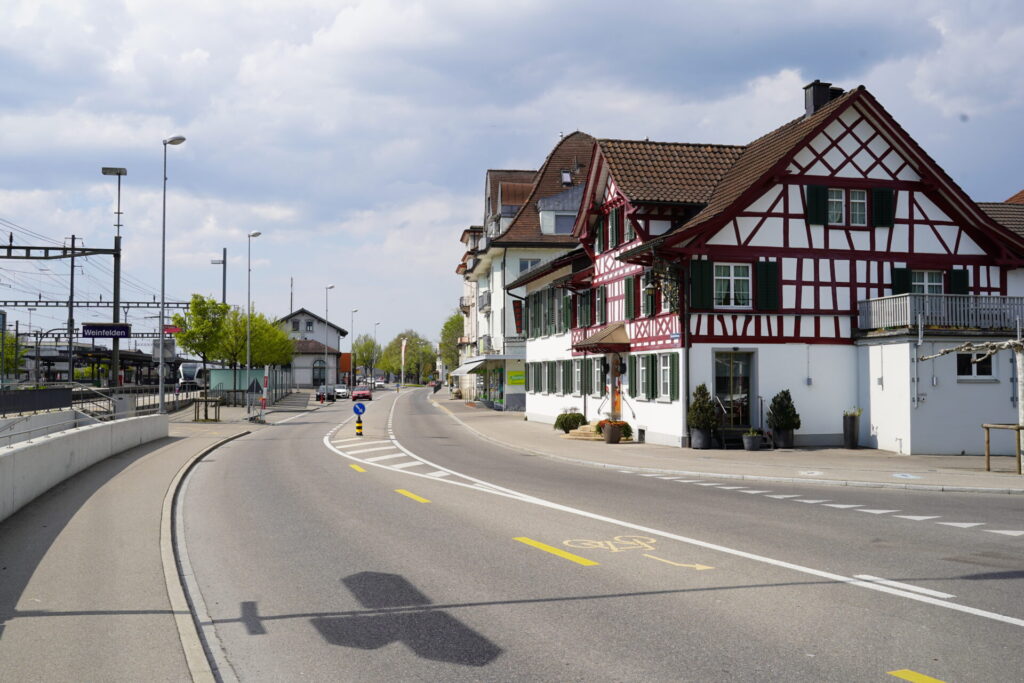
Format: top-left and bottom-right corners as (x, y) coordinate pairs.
(478, 291), (492, 310)
(858, 294), (1024, 330)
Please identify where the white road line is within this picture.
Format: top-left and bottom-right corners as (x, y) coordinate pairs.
(658, 476), (688, 480)
(347, 445), (399, 455)
(739, 490), (771, 494)
(766, 494), (802, 499)
(857, 509), (900, 514)
(341, 439), (389, 448)
(363, 453), (406, 463)
(638, 473), (667, 477)
(823, 504), (863, 509)
(717, 486), (746, 490)
(427, 471), (452, 478)
(895, 515), (940, 521)
(937, 522), (986, 528)
(854, 575), (957, 600)
(985, 530), (1024, 537)
(795, 499), (830, 504)
(333, 437), (365, 444)
(693, 482), (723, 486)
(673, 480), (701, 483)
(391, 461), (426, 470)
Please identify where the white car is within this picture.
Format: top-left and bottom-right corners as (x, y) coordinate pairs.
(374, 380), (386, 389)
(335, 385), (350, 399)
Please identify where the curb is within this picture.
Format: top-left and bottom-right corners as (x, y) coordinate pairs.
(160, 431), (250, 683)
(430, 401), (1024, 495)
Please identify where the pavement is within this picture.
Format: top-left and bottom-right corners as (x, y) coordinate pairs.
(431, 391), (1024, 494)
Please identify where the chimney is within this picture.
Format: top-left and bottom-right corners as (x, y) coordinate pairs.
(804, 79), (836, 117)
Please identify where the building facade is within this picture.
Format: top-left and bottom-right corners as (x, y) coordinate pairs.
(277, 308), (348, 388)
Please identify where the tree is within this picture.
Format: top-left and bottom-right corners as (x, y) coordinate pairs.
(173, 294), (229, 417)
(249, 313), (293, 367)
(438, 311), (463, 373)
(0, 331), (25, 379)
(379, 330), (434, 383)
(214, 307), (249, 390)
(352, 334), (381, 381)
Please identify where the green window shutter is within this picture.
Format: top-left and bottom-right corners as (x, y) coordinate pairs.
(806, 185), (828, 225)
(872, 187), (895, 228)
(670, 353), (679, 401)
(594, 220), (603, 254)
(625, 276), (635, 319)
(648, 356), (658, 400)
(949, 269), (970, 295)
(628, 355), (636, 398)
(598, 286), (606, 324)
(891, 267), (911, 295)
(608, 211), (617, 248)
(755, 261), (780, 311)
(643, 271), (655, 317)
(625, 213), (635, 242)
(524, 363), (531, 392)
(690, 260), (713, 310)
(584, 290), (592, 327)
(561, 292), (570, 332)
(546, 290), (554, 335)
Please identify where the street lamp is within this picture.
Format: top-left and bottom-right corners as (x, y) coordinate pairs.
(325, 285), (334, 390)
(350, 308), (358, 390)
(211, 248), (226, 303)
(101, 166), (126, 387)
(245, 230), (261, 412)
(159, 135), (185, 414)
(372, 321), (380, 386)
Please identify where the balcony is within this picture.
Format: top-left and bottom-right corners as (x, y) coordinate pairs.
(456, 336), (473, 347)
(478, 291), (492, 311)
(459, 296), (474, 313)
(478, 335), (493, 354)
(858, 294), (1024, 332)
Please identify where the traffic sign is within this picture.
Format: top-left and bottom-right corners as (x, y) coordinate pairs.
(353, 402), (366, 415)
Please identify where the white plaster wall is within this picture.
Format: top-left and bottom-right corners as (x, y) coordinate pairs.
(1006, 269), (1024, 297)
(863, 342), (912, 453)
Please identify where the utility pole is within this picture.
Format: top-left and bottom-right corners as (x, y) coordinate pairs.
(112, 234), (121, 385)
(67, 235), (75, 383)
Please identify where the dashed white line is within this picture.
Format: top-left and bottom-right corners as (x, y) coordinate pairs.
(937, 522), (985, 528)
(894, 515), (940, 521)
(823, 504), (863, 509)
(363, 453), (406, 463)
(766, 494), (802, 499)
(391, 461), (426, 470)
(716, 486), (747, 490)
(857, 509), (900, 515)
(427, 471), (453, 478)
(985, 530), (1024, 537)
(739, 490), (771, 494)
(347, 445), (399, 455)
(795, 499), (830, 504)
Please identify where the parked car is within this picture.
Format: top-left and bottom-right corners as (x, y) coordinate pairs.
(352, 385), (372, 401)
(374, 380), (386, 389)
(335, 385), (350, 399)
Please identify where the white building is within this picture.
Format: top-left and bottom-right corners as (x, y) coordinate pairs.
(277, 308), (348, 388)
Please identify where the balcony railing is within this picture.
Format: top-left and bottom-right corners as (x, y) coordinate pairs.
(478, 291), (492, 311)
(858, 294), (1024, 331)
(459, 296), (474, 312)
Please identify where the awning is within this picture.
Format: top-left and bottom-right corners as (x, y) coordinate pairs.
(572, 322), (630, 353)
(451, 359), (487, 376)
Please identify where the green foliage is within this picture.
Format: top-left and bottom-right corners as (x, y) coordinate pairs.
(172, 294), (230, 364)
(249, 313), (293, 366)
(215, 308), (248, 368)
(438, 311), (463, 371)
(687, 383), (718, 430)
(0, 331), (25, 376)
(767, 389), (801, 430)
(843, 406), (862, 417)
(379, 330), (436, 382)
(594, 419), (633, 439)
(352, 334), (382, 376)
(554, 411), (587, 433)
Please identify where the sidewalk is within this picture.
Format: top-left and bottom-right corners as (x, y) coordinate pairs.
(433, 395), (1024, 494)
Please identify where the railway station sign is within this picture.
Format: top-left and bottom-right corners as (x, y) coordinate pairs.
(82, 323), (132, 338)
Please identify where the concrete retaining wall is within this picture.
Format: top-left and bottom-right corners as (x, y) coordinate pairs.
(0, 414), (169, 524)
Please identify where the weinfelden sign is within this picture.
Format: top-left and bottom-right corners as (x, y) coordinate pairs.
(82, 323), (132, 338)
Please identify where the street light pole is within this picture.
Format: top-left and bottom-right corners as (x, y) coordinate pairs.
(372, 321), (380, 386)
(159, 135), (185, 414)
(211, 247), (227, 303)
(101, 166), (126, 387)
(245, 231), (261, 412)
(324, 285), (334, 390)
(350, 308), (358, 390)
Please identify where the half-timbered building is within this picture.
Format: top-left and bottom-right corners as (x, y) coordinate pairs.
(516, 80), (1024, 454)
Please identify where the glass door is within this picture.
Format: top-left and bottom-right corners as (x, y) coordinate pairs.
(714, 352), (753, 428)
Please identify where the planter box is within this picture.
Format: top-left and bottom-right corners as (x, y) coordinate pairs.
(742, 434), (761, 451)
(690, 428), (712, 449)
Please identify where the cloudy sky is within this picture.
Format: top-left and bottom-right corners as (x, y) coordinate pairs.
(0, 0), (1022, 348)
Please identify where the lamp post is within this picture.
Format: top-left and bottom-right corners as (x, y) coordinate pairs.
(350, 308), (358, 389)
(159, 135), (185, 414)
(324, 285), (334, 389)
(245, 230), (261, 412)
(211, 247), (226, 303)
(101, 166), (126, 387)
(372, 321), (380, 386)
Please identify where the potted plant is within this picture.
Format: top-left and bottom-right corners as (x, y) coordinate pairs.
(595, 419), (632, 444)
(554, 410), (587, 434)
(767, 389), (801, 448)
(687, 383), (717, 449)
(742, 428), (761, 451)
(843, 407), (862, 449)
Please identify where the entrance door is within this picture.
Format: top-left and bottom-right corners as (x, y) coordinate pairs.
(714, 352), (753, 428)
(312, 359), (326, 387)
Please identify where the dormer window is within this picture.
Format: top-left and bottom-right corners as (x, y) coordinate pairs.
(560, 170), (572, 186)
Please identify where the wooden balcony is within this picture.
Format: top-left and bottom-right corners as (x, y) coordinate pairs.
(858, 294), (1024, 332)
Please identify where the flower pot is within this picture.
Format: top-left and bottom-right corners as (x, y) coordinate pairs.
(742, 434), (761, 451)
(774, 428), (794, 449)
(843, 414), (860, 449)
(603, 424), (622, 444)
(690, 428), (712, 449)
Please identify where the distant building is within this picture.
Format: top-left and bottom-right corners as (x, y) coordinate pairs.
(276, 308), (348, 387)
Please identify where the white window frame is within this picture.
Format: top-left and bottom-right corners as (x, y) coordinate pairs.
(660, 283), (671, 313)
(592, 360), (603, 397)
(956, 352), (996, 381)
(849, 189), (867, 226)
(911, 270), (944, 295)
(659, 354), (672, 399)
(637, 355), (649, 401)
(574, 360), (582, 395)
(519, 258), (540, 274)
(827, 188), (845, 224)
(714, 263), (752, 309)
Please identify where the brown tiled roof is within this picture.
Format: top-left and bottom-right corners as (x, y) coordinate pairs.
(493, 131), (595, 246)
(598, 139), (746, 204)
(294, 339), (338, 355)
(486, 169), (536, 217)
(499, 182), (533, 207)
(978, 203), (1024, 237)
(1007, 189), (1024, 204)
(459, 225), (482, 244)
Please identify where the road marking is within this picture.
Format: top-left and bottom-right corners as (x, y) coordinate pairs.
(854, 575), (956, 600)
(391, 461), (426, 469)
(739, 490), (771, 494)
(766, 494), (802, 499)
(349, 464), (366, 473)
(716, 486), (746, 489)
(894, 515), (940, 521)
(364, 453), (406, 462)
(427, 471), (452, 478)
(394, 489), (430, 503)
(657, 476), (688, 480)
(887, 669), (946, 682)
(857, 509), (900, 514)
(795, 499), (830, 504)
(642, 554), (714, 570)
(672, 480), (701, 483)
(824, 504), (863, 509)
(693, 481), (723, 486)
(564, 536), (656, 552)
(347, 445), (397, 455)
(514, 537), (599, 566)
(334, 437), (365, 444)
(985, 529), (1024, 537)
(937, 522), (985, 528)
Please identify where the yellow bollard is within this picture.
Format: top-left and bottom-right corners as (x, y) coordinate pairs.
(356, 416), (363, 436)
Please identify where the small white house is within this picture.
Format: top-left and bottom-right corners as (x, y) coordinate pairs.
(277, 308), (347, 388)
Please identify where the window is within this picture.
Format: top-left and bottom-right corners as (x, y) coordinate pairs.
(957, 353), (994, 379)
(659, 354), (672, 398)
(850, 189), (867, 226)
(713, 264), (751, 308)
(560, 170), (572, 186)
(637, 356), (648, 400)
(911, 271), (943, 295)
(519, 258), (540, 274)
(593, 360), (604, 396)
(574, 360), (582, 395)
(291, 320), (299, 331)
(305, 320), (314, 332)
(827, 189), (844, 224)
(554, 214), (575, 234)
(501, 204), (519, 217)
(624, 216), (635, 242)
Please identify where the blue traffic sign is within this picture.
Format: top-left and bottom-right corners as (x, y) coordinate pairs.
(353, 402), (366, 415)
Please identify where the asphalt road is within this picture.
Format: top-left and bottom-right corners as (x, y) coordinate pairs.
(181, 388), (1024, 681)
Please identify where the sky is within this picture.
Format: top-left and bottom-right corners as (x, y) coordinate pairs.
(0, 0), (1022, 349)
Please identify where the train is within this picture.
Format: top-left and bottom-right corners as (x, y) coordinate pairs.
(178, 362), (206, 389)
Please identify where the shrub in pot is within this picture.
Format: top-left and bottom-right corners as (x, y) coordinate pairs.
(843, 406), (861, 449)
(594, 419), (632, 443)
(554, 411), (587, 434)
(687, 383), (717, 449)
(767, 390), (801, 448)
(742, 428), (761, 451)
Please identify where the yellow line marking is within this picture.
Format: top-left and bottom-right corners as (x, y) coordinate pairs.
(349, 464), (366, 472)
(514, 537), (599, 566)
(643, 554), (715, 570)
(887, 670), (946, 682)
(395, 489), (430, 503)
